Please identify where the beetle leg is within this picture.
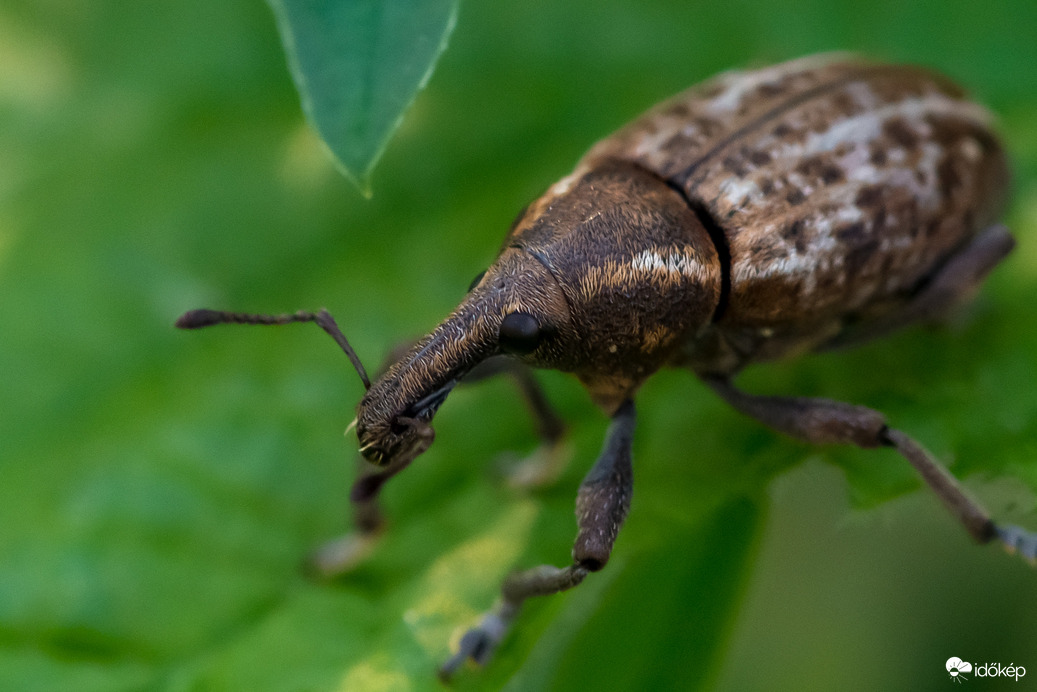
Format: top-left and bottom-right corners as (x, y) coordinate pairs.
(439, 399), (635, 680)
(703, 375), (1037, 563)
(309, 353), (568, 577)
(903, 223), (1015, 321)
(824, 223), (1015, 350)
(306, 443), (421, 578)
(465, 356), (570, 488)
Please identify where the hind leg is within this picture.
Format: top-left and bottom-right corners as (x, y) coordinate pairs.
(307, 425), (433, 577)
(703, 375), (1037, 562)
(905, 223), (1014, 322)
(825, 223), (1015, 350)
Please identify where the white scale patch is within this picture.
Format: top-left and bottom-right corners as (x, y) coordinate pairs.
(547, 168), (586, 197)
(717, 177), (763, 207)
(630, 248), (707, 282)
(733, 241), (840, 297)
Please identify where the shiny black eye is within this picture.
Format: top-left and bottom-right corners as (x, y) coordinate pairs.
(468, 270), (487, 292)
(499, 312), (542, 354)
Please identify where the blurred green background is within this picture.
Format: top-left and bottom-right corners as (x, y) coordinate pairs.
(2, 1), (1036, 690)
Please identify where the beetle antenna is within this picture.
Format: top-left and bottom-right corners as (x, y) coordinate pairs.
(176, 308), (372, 390)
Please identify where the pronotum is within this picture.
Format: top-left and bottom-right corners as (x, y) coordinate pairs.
(177, 53), (1036, 677)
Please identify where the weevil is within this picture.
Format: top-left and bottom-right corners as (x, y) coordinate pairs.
(177, 53), (1037, 677)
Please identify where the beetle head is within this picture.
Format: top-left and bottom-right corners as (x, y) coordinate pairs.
(355, 160), (721, 465)
(503, 159), (722, 409)
(355, 247), (575, 465)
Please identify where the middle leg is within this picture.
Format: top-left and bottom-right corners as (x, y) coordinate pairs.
(466, 355), (570, 488)
(703, 375), (1037, 560)
(439, 398), (636, 679)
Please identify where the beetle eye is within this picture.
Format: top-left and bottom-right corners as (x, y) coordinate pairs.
(499, 312), (542, 354)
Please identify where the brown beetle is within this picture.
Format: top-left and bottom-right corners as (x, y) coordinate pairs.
(178, 53), (1035, 677)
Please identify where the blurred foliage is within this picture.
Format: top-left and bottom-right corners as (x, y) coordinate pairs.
(0, 1), (1035, 691)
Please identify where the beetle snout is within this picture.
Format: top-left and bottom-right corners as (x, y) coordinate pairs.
(355, 417), (396, 466)
(356, 408), (438, 468)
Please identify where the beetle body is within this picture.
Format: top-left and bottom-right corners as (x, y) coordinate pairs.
(589, 53), (1009, 376)
(179, 53), (1032, 678)
(357, 53), (1010, 458)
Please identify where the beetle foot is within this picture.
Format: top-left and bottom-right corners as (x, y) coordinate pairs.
(499, 440), (573, 490)
(997, 524), (1037, 565)
(305, 529), (383, 578)
(438, 603), (517, 681)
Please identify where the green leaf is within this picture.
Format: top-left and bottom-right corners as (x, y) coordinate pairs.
(266, 0), (459, 193)
(2, 1), (1036, 691)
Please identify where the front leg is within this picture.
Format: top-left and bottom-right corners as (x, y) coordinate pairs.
(703, 375), (1037, 561)
(466, 356), (570, 488)
(310, 353), (567, 577)
(308, 421), (433, 577)
(439, 399), (636, 680)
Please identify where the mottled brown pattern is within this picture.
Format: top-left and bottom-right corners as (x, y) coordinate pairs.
(584, 54), (876, 182)
(353, 53), (1009, 460)
(581, 56), (1008, 373)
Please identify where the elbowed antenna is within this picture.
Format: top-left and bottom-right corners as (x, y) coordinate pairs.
(175, 308), (372, 390)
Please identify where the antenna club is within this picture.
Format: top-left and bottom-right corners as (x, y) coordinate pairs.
(175, 309), (226, 329)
